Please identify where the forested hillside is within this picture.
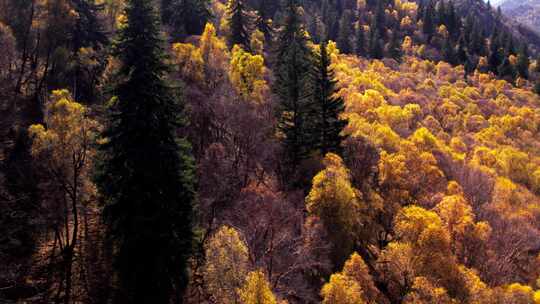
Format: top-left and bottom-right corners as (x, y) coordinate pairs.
(500, 0), (540, 35)
(1, 0), (540, 303)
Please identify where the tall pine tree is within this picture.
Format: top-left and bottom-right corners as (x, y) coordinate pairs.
(312, 41), (348, 155)
(273, 0), (314, 174)
(388, 29), (402, 62)
(515, 43), (530, 79)
(255, 0), (274, 45)
(488, 29), (502, 74)
(356, 23), (366, 56)
(226, 0), (252, 50)
(69, 0), (108, 102)
(369, 29), (384, 59)
(96, 0), (195, 302)
(161, 0), (212, 40)
(422, 1), (435, 42)
(337, 9), (353, 54)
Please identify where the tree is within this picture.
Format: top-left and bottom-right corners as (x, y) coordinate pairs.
(442, 36), (456, 65)
(68, 0), (108, 102)
(204, 226), (250, 303)
(373, 0), (386, 37)
(446, 1), (459, 38)
(229, 44), (268, 103)
(273, 0), (315, 174)
(488, 29), (502, 74)
(342, 253), (379, 302)
(29, 89), (98, 304)
(515, 43), (529, 79)
(388, 30), (402, 62)
(226, 0), (252, 50)
(469, 21), (486, 56)
(306, 153), (362, 266)
(403, 277), (454, 304)
(238, 271), (278, 304)
(255, 0), (273, 44)
(161, 0), (212, 40)
(70, 0), (107, 51)
(321, 273), (365, 304)
(337, 9), (353, 54)
(422, 1), (435, 42)
(356, 24), (366, 56)
(312, 41), (348, 156)
(456, 34), (468, 64)
(95, 0), (196, 302)
(369, 29), (384, 59)
(437, 0), (447, 27)
(498, 56), (516, 82)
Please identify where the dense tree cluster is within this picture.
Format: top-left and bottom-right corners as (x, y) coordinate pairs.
(1, 0), (540, 303)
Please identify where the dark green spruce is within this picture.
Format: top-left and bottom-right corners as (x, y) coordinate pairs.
(337, 9), (353, 54)
(515, 43), (530, 79)
(312, 40), (348, 156)
(388, 29), (402, 62)
(273, 0), (314, 173)
(355, 24), (366, 57)
(161, 0), (211, 40)
(227, 0), (252, 50)
(95, 0), (195, 303)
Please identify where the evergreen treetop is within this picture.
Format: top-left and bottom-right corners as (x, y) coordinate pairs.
(97, 0), (195, 302)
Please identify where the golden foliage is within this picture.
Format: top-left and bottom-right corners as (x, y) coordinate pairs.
(204, 226), (250, 303)
(229, 45), (268, 103)
(238, 271), (278, 304)
(321, 273), (365, 304)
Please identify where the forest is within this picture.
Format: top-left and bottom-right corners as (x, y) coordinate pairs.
(1, 0), (540, 303)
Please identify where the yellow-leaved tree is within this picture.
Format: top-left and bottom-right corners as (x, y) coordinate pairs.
(204, 225), (250, 303)
(229, 45), (268, 103)
(28, 89), (99, 302)
(321, 273), (365, 304)
(306, 153), (362, 266)
(237, 270), (278, 304)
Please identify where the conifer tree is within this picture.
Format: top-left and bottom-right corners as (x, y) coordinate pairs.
(374, 0), (386, 37)
(161, 0), (212, 40)
(504, 33), (516, 56)
(273, 0), (314, 173)
(369, 29), (384, 59)
(96, 0), (195, 302)
(515, 43), (530, 79)
(463, 13), (474, 43)
(422, 1), (435, 42)
(498, 56), (516, 82)
(255, 0), (273, 44)
(388, 30), (402, 62)
(337, 9), (353, 54)
(226, 0), (252, 50)
(70, 0), (107, 50)
(456, 34), (468, 65)
(488, 29), (502, 74)
(437, 0), (447, 26)
(312, 41), (348, 156)
(69, 0), (108, 102)
(464, 55), (477, 76)
(442, 36), (456, 65)
(446, 1), (459, 39)
(356, 24), (366, 57)
(469, 22), (486, 56)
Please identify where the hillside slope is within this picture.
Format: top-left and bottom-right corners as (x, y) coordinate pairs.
(500, 0), (540, 35)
